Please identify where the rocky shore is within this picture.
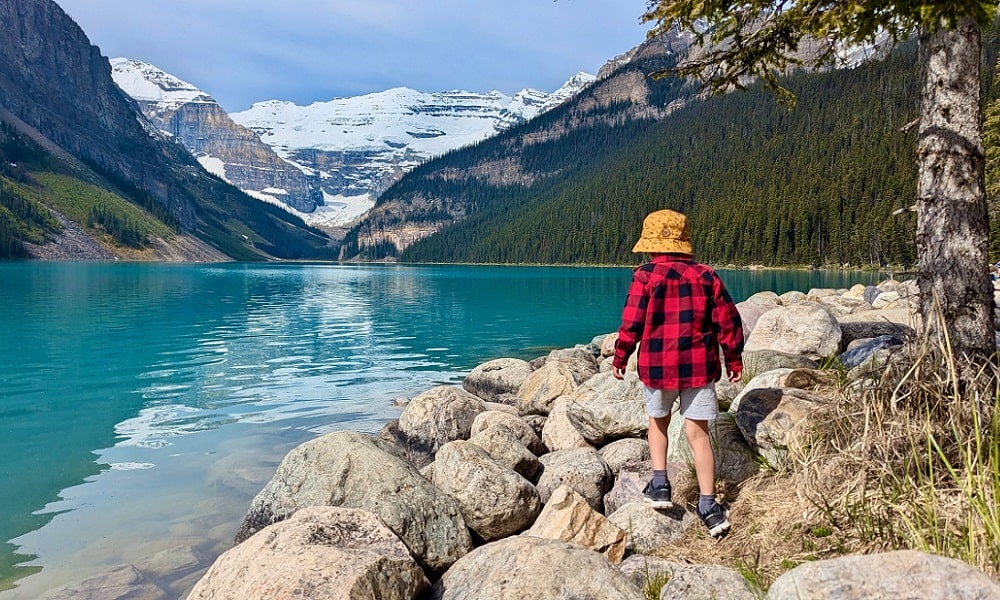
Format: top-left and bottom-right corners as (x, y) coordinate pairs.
(182, 277), (1000, 600)
(45, 278), (1000, 599)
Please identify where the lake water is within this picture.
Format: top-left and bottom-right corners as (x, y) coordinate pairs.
(0, 262), (884, 598)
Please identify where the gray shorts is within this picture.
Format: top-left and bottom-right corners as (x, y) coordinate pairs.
(644, 383), (719, 420)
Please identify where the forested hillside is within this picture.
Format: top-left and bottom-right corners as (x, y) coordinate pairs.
(348, 27), (1000, 268)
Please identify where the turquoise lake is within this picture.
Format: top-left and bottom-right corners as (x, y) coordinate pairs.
(0, 262), (885, 598)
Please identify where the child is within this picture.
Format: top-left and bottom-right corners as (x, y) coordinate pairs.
(611, 209), (744, 538)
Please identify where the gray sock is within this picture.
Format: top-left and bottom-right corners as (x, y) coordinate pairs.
(652, 470), (668, 487)
(699, 494), (716, 514)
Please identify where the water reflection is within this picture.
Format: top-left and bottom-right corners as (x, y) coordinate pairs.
(0, 262), (883, 597)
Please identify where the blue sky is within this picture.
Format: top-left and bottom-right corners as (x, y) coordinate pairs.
(55, 0), (652, 113)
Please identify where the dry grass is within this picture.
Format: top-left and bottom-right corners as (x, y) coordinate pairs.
(645, 327), (1000, 590)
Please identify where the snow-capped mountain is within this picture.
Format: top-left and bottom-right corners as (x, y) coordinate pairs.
(110, 58), (320, 215)
(230, 74), (594, 227)
(111, 57), (594, 230)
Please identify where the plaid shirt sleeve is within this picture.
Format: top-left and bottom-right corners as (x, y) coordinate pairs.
(711, 274), (745, 374)
(612, 269), (648, 370)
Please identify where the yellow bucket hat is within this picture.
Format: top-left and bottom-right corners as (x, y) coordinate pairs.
(631, 209), (693, 255)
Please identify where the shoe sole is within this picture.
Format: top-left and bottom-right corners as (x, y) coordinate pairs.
(642, 497), (673, 509)
(707, 515), (731, 538)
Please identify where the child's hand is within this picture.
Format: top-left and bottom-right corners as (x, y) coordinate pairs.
(728, 369), (743, 383)
(612, 366), (626, 380)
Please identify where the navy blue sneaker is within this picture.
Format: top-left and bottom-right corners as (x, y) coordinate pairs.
(642, 480), (673, 509)
(698, 502), (731, 538)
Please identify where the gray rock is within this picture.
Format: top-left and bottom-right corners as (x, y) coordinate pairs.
(235, 430), (472, 575)
(734, 387), (830, 469)
(767, 550), (1000, 599)
(570, 372), (648, 442)
(467, 423), (541, 480)
(863, 284), (881, 304)
(536, 447), (613, 511)
(462, 358), (533, 403)
(524, 485), (627, 565)
(544, 346), (601, 383)
(598, 438), (650, 474)
(428, 536), (644, 599)
(607, 502), (695, 553)
(736, 301), (779, 338)
(837, 310), (916, 346)
(778, 290), (807, 305)
(541, 396), (593, 451)
(396, 385), (488, 467)
(818, 294), (872, 317)
(745, 290), (780, 305)
(191, 506), (429, 600)
(620, 555), (762, 600)
(470, 410), (546, 456)
(603, 469), (650, 516)
(664, 410), (758, 484)
(837, 334), (904, 369)
(517, 361), (579, 416)
(743, 350), (819, 379)
(744, 303), (842, 360)
(729, 368), (794, 413)
(431, 440), (542, 541)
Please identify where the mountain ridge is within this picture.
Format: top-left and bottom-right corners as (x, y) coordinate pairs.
(111, 59), (596, 234)
(0, 0), (337, 260)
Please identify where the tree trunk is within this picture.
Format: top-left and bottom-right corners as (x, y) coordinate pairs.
(916, 17), (994, 364)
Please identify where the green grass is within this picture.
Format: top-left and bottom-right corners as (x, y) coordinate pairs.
(15, 172), (175, 244)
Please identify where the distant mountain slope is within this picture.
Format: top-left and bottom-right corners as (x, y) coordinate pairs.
(341, 25), (1000, 268)
(110, 58), (319, 215)
(339, 32), (692, 259)
(111, 59), (595, 235)
(229, 74), (595, 227)
(0, 0), (336, 260)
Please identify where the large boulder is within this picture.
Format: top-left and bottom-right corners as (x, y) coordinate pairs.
(430, 440), (542, 541)
(744, 303), (842, 360)
(603, 469), (651, 516)
(524, 485), (627, 564)
(462, 358), (533, 403)
(467, 423), (541, 480)
(426, 536), (644, 599)
(767, 550), (1000, 599)
(536, 447), (613, 511)
(235, 431), (472, 575)
(736, 300), (779, 338)
(607, 502), (695, 553)
(517, 361), (579, 416)
(837, 310), (917, 346)
(541, 396), (593, 452)
(392, 385), (488, 467)
(569, 372), (648, 442)
(543, 346), (601, 383)
(742, 350), (819, 379)
(619, 555), (762, 600)
(470, 410), (546, 456)
(597, 438), (650, 474)
(734, 387), (830, 469)
(190, 506), (429, 600)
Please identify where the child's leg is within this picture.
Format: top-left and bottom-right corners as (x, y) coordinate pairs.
(649, 415), (670, 471)
(684, 417), (716, 496)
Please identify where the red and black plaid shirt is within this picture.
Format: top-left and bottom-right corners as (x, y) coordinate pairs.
(613, 254), (744, 390)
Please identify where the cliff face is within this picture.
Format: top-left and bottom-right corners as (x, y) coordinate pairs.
(111, 59), (319, 214)
(0, 0), (335, 260)
(0, 0), (198, 228)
